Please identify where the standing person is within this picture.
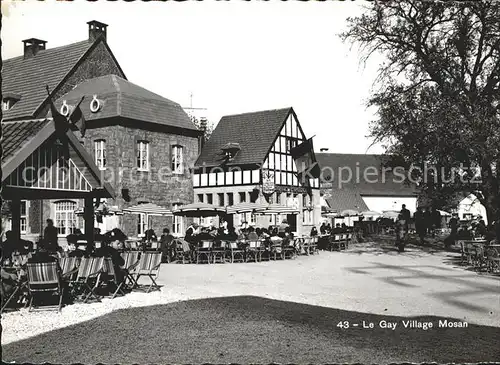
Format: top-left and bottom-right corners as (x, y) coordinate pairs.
(423, 208), (432, 236)
(444, 213), (459, 249)
(310, 226), (318, 237)
(400, 204), (411, 231)
(278, 219), (289, 238)
(43, 219), (59, 253)
(414, 207), (426, 245)
(431, 207), (442, 234)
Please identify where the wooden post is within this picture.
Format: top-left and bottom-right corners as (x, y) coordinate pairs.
(84, 197), (95, 245)
(11, 198), (22, 242)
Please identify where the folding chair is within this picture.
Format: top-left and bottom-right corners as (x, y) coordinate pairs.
(72, 257), (105, 303)
(346, 233), (352, 249)
(227, 241), (245, 263)
(486, 247), (500, 274)
(102, 258), (127, 299)
(259, 239), (270, 261)
(283, 239), (296, 259)
(1, 271), (29, 313)
(120, 251), (140, 287)
(133, 252), (162, 293)
(59, 257), (81, 282)
(270, 241), (284, 260)
(246, 241), (261, 263)
(196, 241), (213, 264)
(175, 239), (193, 264)
(340, 234), (348, 250)
(26, 262), (64, 312)
(301, 237), (311, 255)
(310, 236), (319, 254)
(212, 241), (226, 264)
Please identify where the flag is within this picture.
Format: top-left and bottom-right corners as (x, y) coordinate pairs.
(45, 85), (68, 133)
(290, 137), (321, 196)
(46, 85), (70, 159)
(69, 96), (86, 137)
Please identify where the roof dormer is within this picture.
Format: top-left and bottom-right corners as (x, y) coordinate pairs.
(2, 93), (21, 111)
(221, 142), (241, 161)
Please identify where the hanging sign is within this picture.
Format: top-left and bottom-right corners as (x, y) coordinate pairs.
(261, 169), (275, 195)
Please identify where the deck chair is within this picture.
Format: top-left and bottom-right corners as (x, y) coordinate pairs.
(133, 252), (162, 293)
(59, 257), (81, 281)
(246, 241), (261, 262)
(26, 262), (64, 312)
(196, 241), (213, 264)
(227, 241), (245, 263)
(283, 239), (296, 259)
(328, 235), (341, 251)
(72, 257), (105, 303)
(102, 258), (127, 299)
(120, 251), (141, 287)
(212, 241), (226, 263)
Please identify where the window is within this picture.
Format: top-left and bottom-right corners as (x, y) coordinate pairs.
(54, 201), (78, 236)
(276, 193), (281, 204)
(171, 145), (183, 174)
(239, 192), (246, 203)
(20, 201), (27, 234)
(250, 213), (256, 224)
(173, 203), (183, 235)
(138, 213), (147, 237)
(227, 193), (234, 206)
(218, 193), (225, 207)
(94, 140), (106, 170)
(137, 141), (149, 171)
(197, 194), (204, 203)
(206, 194), (213, 205)
(3, 100), (11, 111)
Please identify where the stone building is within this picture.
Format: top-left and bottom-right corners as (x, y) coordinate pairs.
(193, 107), (321, 235)
(2, 20), (201, 241)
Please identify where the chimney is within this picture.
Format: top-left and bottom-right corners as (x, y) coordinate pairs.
(87, 20), (108, 42)
(320, 148), (329, 152)
(23, 38), (47, 59)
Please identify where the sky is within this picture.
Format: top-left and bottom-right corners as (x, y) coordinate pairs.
(2, 0), (384, 154)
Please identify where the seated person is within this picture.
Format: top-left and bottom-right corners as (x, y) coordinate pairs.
(197, 227), (215, 242)
(224, 226), (239, 241)
(28, 242), (58, 263)
(160, 228), (175, 261)
(259, 228), (270, 239)
(1, 231), (17, 263)
(184, 223), (199, 244)
(1, 267), (19, 305)
(332, 224), (343, 235)
(246, 227), (259, 241)
(93, 241), (125, 284)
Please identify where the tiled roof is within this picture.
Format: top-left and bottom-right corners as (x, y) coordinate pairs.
(195, 107), (292, 167)
(1, 119), (52, 164)
(2, 41), (94, 121)
(325, 189), (369, 212)
(54, 75), (199, 131)
(316, 153), (417, 197)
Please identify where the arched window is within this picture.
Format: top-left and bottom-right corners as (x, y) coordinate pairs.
(54, 200), (79, 236)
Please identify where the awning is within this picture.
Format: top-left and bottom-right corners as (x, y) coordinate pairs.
(382, 210), (400, 219)
(172, 202), (225, 217)
(360, 210), (382, 217)
(341, 209), (359, 217)
(226, 202), (269, 215)
(75, 203), (122, 215)
(123, 203), (172, 216)
(258, 204), (299, 215)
